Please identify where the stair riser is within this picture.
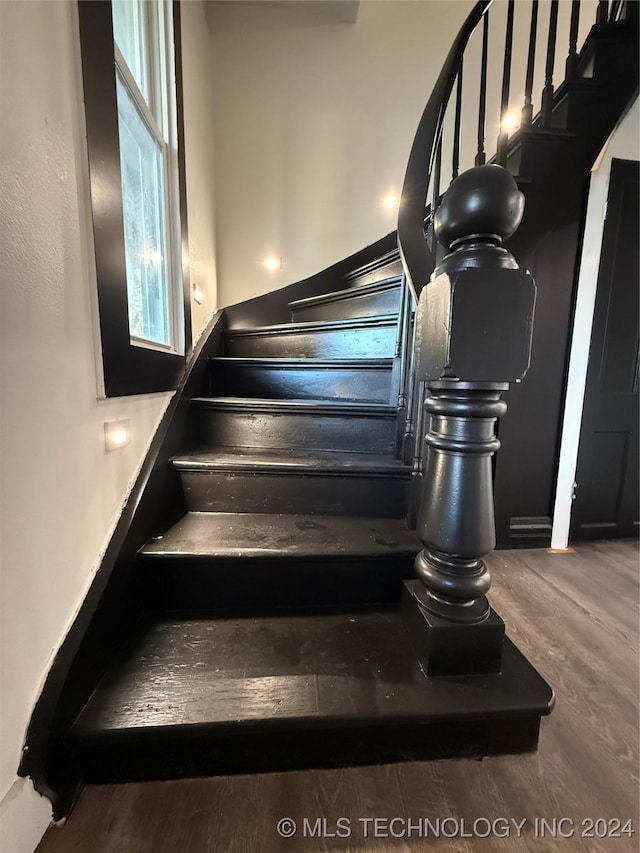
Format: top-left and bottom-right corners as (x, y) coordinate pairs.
(209, 364), (393, 403)
(550, 90), (596, 131)
(194, 410), (396, 453)
(71, 717), (541, 784)
(518, 136), (569, 180)
(224, 325), (397, 358)
(142, 556), (415, 611)
(346, 253), (403, 288)
(179, 471), (409, 516)
(291, 287), (401, 322)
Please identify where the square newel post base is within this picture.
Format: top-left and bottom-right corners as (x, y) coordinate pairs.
(402, 581), (505, 676)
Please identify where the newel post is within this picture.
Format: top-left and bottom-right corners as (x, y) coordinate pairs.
(402, 165), (536, 676)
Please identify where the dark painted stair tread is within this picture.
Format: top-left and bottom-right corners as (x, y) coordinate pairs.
(288, 276), (402, 310)
(210, 357), (394, 368)
(192, 396), (397, 454)
(174, 447), (409, 517)
(191, 397), (397, 415)
(72, 611), (553, 733)
(141, 513), (420, 559)
(70, 611), (553, 781)
(172, 447), (410, 475)
(343, 248), (402, 287)
(207, 358), (395, 403)
(223, 314), (398, 359)
(224, 314), (398, 337)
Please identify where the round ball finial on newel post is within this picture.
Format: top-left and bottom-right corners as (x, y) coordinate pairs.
(402, 165), (536, 677)
(434, 164), (525, 265)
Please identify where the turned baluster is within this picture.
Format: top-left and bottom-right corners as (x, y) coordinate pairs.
(452, 61), (463, 181)
(566, 0), (580, 79)
(497, 0), (515, 166)
(596, 1), (609, 25)
(541, 0), (560, 128)
(522, 1), (539, 127)
(475, 13), (489, 166)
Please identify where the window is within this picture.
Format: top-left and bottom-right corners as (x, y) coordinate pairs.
(113, 0), (177, 349)
(78, 0), (191, 396)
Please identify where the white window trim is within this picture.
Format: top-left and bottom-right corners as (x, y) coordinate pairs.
(113, 1), (183, 356)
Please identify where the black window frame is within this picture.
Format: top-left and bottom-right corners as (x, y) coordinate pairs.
(77, 0), (192, 397)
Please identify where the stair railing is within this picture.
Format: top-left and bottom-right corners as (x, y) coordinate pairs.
(394, 0), (632, 523)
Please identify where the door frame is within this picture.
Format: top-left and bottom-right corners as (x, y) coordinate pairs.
(551, 96), (639, 550)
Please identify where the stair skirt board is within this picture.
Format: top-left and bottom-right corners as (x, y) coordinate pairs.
(191, 399), (398, 453)
(69, 611), (553, 784)
(223, 316), (398, 359)
(208, 358), (394, 403)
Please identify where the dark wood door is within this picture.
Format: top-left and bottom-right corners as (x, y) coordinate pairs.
(571, 158), (639, 541)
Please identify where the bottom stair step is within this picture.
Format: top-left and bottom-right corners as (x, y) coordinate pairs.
(140, 513), (421, 610)
(69, 610), (553, 783)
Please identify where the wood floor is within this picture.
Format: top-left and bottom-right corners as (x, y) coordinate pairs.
(37, 540), (639, 853)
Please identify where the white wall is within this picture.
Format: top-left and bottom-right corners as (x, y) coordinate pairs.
(182, 0), (219, 339)
(208, 0), (597, 308)
(209, 0), (470, 307)
(0, 2), (217, 850)
(551, 96), (639, 550)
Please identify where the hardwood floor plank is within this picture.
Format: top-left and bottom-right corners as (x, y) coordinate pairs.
(512, 545), (639, 645)
(37, 541), (639, 853)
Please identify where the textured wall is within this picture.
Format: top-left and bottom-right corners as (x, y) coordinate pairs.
(552, 96), (640, 548)
(182, 0), (219, 340)
(0, 2), (216, 849)
(209, 0), (596, 308)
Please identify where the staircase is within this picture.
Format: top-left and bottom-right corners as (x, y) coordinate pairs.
(67, 260), (551, 783)
(143, 260), (416, 615)
(21, 0), (638, 813)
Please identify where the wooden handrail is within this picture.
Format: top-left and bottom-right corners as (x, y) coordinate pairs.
(397, 1), (492, 303)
